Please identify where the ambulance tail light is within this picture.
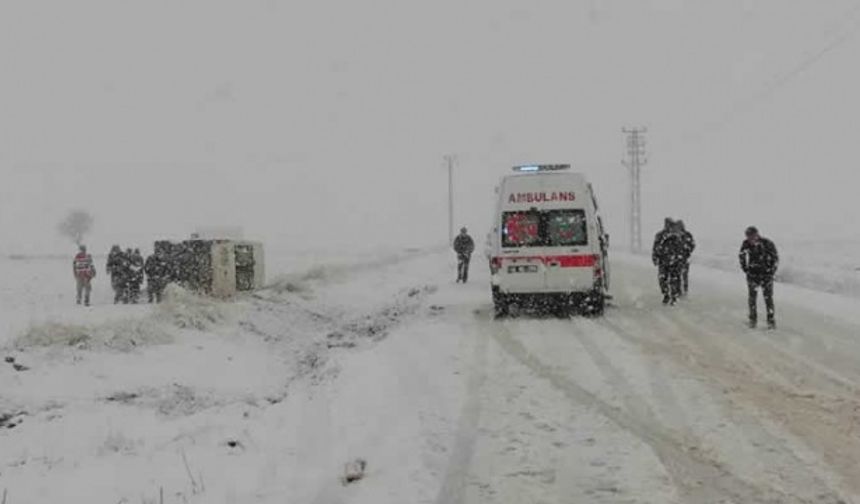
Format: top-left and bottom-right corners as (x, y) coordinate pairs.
(490, 257), (502, 273)
(592, 255), (603, 279)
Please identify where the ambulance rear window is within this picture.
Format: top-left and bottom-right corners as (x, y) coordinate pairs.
(502, 211), (541, 247)
(501, 209), (588, 247)
(546, 209), (587, 246)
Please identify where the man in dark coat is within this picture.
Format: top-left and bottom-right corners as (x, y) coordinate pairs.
(739, 226), (779, 329)
(106, 245), (125, 304)
(127, 248), (145, 304)
(118, 248), (134, 304)
(453, 227), (475, 283)
(655, 225), (686, 305)
(677, 220), (696, 296)
(652, 218), (675, 302)
(145, 250), (169, 303)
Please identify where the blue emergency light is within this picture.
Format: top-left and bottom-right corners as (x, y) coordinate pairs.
(513, 164), (571, 172)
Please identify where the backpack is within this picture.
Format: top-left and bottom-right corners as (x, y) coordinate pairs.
(659, 233), (685, 265)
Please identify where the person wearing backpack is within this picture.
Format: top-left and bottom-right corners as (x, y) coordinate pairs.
(653, 220), (686, 305)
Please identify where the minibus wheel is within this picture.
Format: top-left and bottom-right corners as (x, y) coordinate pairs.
(492, 287), (509, 318)
(583, 290), (605, 317)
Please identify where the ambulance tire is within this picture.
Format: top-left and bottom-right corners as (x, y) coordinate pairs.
(492, 287), (509, 318)
(583, 290), (605, 317)
(552, 295), (574, 319)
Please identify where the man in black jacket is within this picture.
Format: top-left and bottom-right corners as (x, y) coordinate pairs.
(127, 248), (145, 304)
(677, 220), (696, 296)
(652, 218), (675, 303)
(739, 226), (779, 329)
(654, 220), (686, 305)
(145, 250), (169, 303)
(106, 245), (125, 304)
(453, 227), (475, 283)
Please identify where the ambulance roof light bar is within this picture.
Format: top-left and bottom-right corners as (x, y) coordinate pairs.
(513, 164), (571, 172)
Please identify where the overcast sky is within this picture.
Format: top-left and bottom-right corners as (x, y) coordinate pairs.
(1, 0), (859, 255)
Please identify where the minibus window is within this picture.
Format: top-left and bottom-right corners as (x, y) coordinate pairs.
(546, 210), (588, 246)
(502, 211), (540, 247)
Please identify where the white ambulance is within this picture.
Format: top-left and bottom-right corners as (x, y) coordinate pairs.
(488, 164), (610, 317)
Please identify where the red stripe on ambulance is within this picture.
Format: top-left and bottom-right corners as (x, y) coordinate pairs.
(499, 255), (597, 268)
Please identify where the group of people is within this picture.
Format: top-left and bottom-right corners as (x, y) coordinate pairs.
(653, 220), (779, 329)
(72, 245), (172, 306)
(652, 218), (696, 305)
(106, 246), (146, 304)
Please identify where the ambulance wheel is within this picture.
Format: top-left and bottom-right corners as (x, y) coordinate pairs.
(583, 290), (605, 317)
(554, 295), (574, 319)
(492, 288), (509, 318)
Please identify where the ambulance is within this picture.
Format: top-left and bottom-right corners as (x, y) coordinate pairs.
(488, 164), (610, 317)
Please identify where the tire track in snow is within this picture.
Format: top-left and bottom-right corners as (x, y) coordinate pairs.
(433, 310), (490, 504)
(573, 318), (695, 443)
(659, 309), (860, 501)
(571, 320), (661, 423)
(574, 319), (800, 503)
(599, 311), (851, 503)
(677, 301), (860, 398)
(490, 319), (822, 504)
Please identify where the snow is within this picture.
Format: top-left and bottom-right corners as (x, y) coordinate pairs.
(2, 249), (860, 503)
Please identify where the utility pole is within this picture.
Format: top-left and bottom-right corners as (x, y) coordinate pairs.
(444, 154), (456, 245)
(622, 127), (647, 253)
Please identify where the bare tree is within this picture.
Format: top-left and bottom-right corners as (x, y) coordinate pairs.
(57, 209), (94, 246)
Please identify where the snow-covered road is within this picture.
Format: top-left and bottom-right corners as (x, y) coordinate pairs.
(2, 251), (860, 503)
(434, 261), (860, 504)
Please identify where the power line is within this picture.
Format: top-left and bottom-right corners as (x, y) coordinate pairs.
(678, 2), (860, 148)
(622, 127), (647, 253)
(444, 154), (456, 244)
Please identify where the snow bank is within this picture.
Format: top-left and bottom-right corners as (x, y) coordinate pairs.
(13, 317), (172, 352)
(326, 285), (438, 349)
(155, 284), (235, 330)
(265, 247), (441, 296)
(8, 285), (233, 352)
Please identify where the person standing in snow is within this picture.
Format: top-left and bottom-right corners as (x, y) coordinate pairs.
(654, 224), (686, 305)
(127, 248), (145, 304)
(677, 220), (696, 296)
(106, 245), (125, 304)
(73, 245), (96, 306)
(739, 226), (779, 329)
(453, 227), (475, 283)
(652, 218), (675, 302)
(145, 249), (169, 303)
(117, 248), (133, 304)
